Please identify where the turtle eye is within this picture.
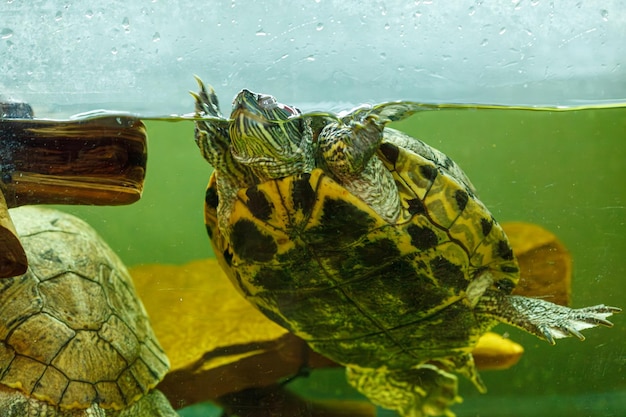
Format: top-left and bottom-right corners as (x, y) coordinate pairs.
(258, 95), (277, 109)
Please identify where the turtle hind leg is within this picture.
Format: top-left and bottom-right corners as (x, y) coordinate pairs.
(478, 291), (621, 344)
(432, 353), (486, 394)
(346, 364), (461, 417)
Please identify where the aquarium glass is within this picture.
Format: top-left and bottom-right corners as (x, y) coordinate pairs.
(1, 1), (625, 416)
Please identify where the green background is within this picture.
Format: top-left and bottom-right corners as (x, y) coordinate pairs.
(57, 106), (626, 416)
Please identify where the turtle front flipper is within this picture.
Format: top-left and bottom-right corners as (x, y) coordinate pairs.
(477, 292), (621, 344)
(315, 118), (401, 223)
(346, 364), (461, 417)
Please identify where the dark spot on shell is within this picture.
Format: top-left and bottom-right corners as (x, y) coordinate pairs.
(415, 259), (428, 271)
(496, 277), (516, 294)
(379, 142), (399, 165)
(407, 198), (426, 215)
(251, 266), (293, 291)
(230, 219), (277, 262)
(223, 248), (233, 267)
(500, 265), (518, 274)
(308, 198), (373, 249)
(291, 173), (315, 216)
(419, 164), (438, 182)
(205, 223), (214, 240)
(355, 238), (401, 268)
(442, 155), (454, 169)
(480, 218), (493, 237)
(351, 259), (446, 321)
(205, 185), (219, 211)
(430, 256), (467, 291)
(454, 189), (469, 212)
(496, 240), (514, 261)
(234, 271), (251, 297)
(408, 224), (438, 251)
(246, 187), (273, 221)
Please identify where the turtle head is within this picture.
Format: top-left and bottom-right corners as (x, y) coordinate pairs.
(229, 89), (313, 181)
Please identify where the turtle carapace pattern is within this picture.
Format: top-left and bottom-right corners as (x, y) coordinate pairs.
(193, 79), (620, 417)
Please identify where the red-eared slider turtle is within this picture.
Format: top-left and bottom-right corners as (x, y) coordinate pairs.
(192, 79), (620, 417)
(0, 206), (177, 417)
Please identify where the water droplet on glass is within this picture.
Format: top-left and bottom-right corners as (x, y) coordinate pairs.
(85, 9), (94, 19)
(256, 29), (266, 36)
(600, 9), (609, 21)
(468, 6), (476, 16)
(414, 11), (422, 18)
(480, 38), (488, 46)
(384, 23), (390, 30)
(111, 47), (118, 55)
(122, 17), (130, 33)
(55, 11), (62, 21)
(316, 22), (324, 31)
(306, 55), (315, 62)
(499, 27), (506, 35)
(152, 32), (160, 42)
(380, 52), (387, 59)
(0, 28), (13, 39)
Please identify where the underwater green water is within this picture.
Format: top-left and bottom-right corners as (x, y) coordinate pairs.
(57, 105), (626, 416)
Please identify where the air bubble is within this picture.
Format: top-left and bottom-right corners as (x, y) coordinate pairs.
(55, 11), (62, 21)
(316, 23), (324, 31)
(111, 47), (118, 55)
(384, 23), (390, 30)
(256, 29), (267, 36)
(85, 9), (94, 19)
(152, 32), (160, 42)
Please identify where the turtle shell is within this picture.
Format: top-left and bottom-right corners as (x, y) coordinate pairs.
(204, 131), (519, 368)
(0, 207), (172, 415)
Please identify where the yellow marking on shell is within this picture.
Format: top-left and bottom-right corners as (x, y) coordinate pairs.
(422, 175), (462, 230)
(385, 148), (434, 200)
(446, 197), (489, 258)
(471, 224), (518, 275)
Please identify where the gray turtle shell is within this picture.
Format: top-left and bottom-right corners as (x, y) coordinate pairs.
(0, 207), (176, 416)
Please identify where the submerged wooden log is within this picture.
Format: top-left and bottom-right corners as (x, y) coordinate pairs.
(0, 104), (147, 277)
(0, 191), (27, 277)
(0, 115), (147, 207)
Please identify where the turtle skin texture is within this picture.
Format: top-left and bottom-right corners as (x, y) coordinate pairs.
(0, 207), (177, 417)
(194, 80), (620, 417)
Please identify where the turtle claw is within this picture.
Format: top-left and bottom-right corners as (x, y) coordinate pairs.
(192, 76), (224, 119)
(483, 294), (620, 345)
